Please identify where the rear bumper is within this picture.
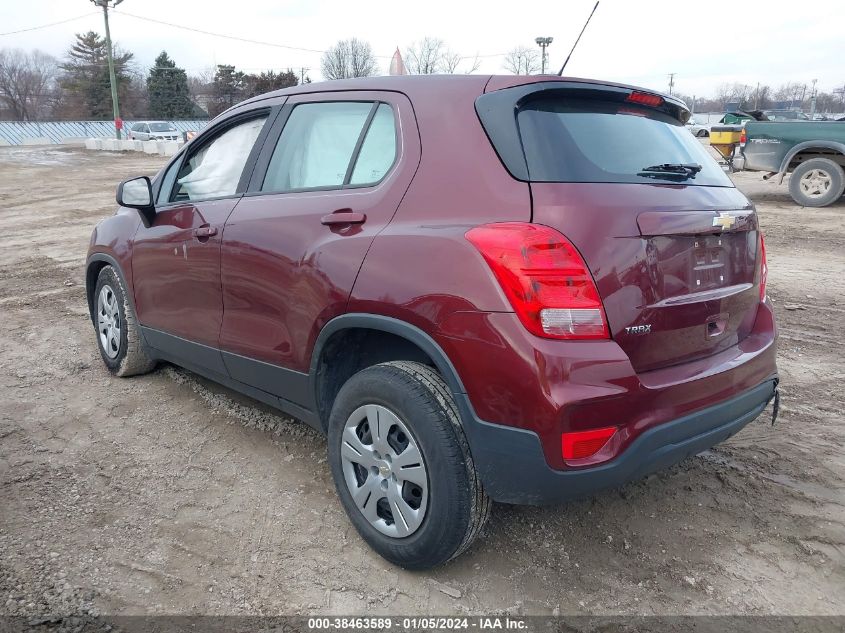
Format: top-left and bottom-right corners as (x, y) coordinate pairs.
(457, 379), (777, 505)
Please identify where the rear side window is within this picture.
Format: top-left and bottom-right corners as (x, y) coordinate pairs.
(350, 104), (397, 185)
(517, 98), (732, 186)
(262, 102), (372, 192)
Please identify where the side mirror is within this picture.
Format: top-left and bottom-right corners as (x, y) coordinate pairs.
(116, 176), (155, 226)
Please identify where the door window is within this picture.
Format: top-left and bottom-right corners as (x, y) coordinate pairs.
(171, 115), (268, 202)
(157, 158), (181, 205)
(261, 102), (374, 192)
(349, 104), (397, 185)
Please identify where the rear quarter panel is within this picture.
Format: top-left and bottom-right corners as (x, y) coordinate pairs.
(348, 78), (530, 332)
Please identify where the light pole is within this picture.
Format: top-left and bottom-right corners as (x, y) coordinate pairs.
(91, 0), (124, 139)
(535, 37), (553, 74)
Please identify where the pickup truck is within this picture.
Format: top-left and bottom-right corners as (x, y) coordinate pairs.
(741, 121), (845, 207)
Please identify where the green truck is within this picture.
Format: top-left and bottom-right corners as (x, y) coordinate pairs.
(741, 121), (845, 207)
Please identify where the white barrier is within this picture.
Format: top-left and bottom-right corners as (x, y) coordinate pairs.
(21, 137), (51, 146)
(60, 136), (87, 146)
(82, 137), (183, 157)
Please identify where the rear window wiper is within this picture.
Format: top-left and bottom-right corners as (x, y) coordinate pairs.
(637, 163), (703, 180)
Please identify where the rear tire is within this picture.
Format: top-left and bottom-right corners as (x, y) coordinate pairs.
(327, 361), (490, 569)
(93, 266), (156, 377)
(788, 158), (845, 207)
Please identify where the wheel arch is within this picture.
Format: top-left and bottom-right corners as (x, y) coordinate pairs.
(777, 141), (845, 183)
(309, 314), (467, 431)
(85, 254), (138, 329)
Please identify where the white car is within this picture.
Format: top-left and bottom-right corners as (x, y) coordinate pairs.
(686, 117), (710, 137)
(128, 121), (180, 141)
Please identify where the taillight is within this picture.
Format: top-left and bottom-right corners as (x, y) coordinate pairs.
(626, 91), (664, 107)
(740, 128), (747, 147)
(562, 427), (617, 460)
(465, 223), (609, 340)
(759, 234), (768, 302)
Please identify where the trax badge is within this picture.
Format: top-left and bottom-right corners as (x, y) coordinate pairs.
(625, 325), (652, 335)
(712, 213), (737, 230)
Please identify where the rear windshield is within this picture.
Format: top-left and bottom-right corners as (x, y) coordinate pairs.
(517, 98), (732, 186)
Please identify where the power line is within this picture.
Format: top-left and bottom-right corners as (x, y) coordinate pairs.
(111, 9), (508, 61)
(0, 12), (98, 37)
(112, 10), (332, 56)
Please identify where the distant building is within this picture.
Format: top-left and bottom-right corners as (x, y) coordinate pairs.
(389, 48), (408, 76)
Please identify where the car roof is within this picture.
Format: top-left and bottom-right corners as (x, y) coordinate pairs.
(238, 74), (680, 107)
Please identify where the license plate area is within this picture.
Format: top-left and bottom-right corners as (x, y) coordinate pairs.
(691, 235), (728, 290)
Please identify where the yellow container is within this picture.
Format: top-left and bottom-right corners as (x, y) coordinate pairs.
(710, 125), (742, 145)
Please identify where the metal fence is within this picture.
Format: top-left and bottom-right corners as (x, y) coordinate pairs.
(0, 120), (209, 145)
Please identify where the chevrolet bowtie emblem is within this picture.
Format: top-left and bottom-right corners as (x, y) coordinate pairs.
(712, 213), (736, 230)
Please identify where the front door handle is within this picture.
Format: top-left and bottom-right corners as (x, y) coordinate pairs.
(321, 209), (366, 226)
(193, 225), (218, 240)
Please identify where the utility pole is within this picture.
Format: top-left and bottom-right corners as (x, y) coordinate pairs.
(667, 73), (676, 95)
(810, 78), (818, 117)
(535, 37), (553, 74)
(300, 67), (309, 84)
(91, 0), (124, 140)
(754, 81), (760, 109)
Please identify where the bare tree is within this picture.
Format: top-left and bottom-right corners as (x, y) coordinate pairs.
(321, 38), (378, 80)
(440, 50), (462, 74)
(503, 47), (540, 75)
(440, 49), (481, 74)
(405, 37), (445, 74)
(0, 48), (58, 121)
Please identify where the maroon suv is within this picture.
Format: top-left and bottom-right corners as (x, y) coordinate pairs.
(87, 75), (778, 569)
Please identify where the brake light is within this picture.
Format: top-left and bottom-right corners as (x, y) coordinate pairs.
(562, 427), (617, 460)
(465, 223), (609, 340)
(740, 128), (747, 147)
(759, 234), (768, 302)
(626, 91), (664, 107)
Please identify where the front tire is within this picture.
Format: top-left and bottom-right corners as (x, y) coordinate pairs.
(788, 158), (845, 207)
(328, 361), (490, 569)
(93, 266), (156, 377)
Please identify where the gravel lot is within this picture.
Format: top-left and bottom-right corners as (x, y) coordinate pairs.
(0, 145), (843, 618)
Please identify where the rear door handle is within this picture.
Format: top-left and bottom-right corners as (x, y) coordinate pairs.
(321, 209), (366, 226)
(193, 225), (218, 239)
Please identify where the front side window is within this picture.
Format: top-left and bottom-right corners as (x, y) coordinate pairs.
(172, 115), (267, 202)
(150, 122), (175, 132)
(157, 158), (181, 205)
(262, 102), (374, 193)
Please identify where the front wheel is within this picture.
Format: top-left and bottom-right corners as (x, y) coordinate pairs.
(788, 158), (845, 207)
(327, 361), (490, 569)
(93, 266), (156, 377)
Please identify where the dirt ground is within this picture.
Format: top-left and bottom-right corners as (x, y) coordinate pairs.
(0, 145), (843, 618)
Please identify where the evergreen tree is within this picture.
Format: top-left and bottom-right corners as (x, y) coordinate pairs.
(146, 51), (193, 119)
(208, 64), (245, 117)
(243, 70), (298, 99)
(59, 31), (134, 120)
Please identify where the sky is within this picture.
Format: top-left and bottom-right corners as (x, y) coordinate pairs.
(2, 0), (844, 98)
